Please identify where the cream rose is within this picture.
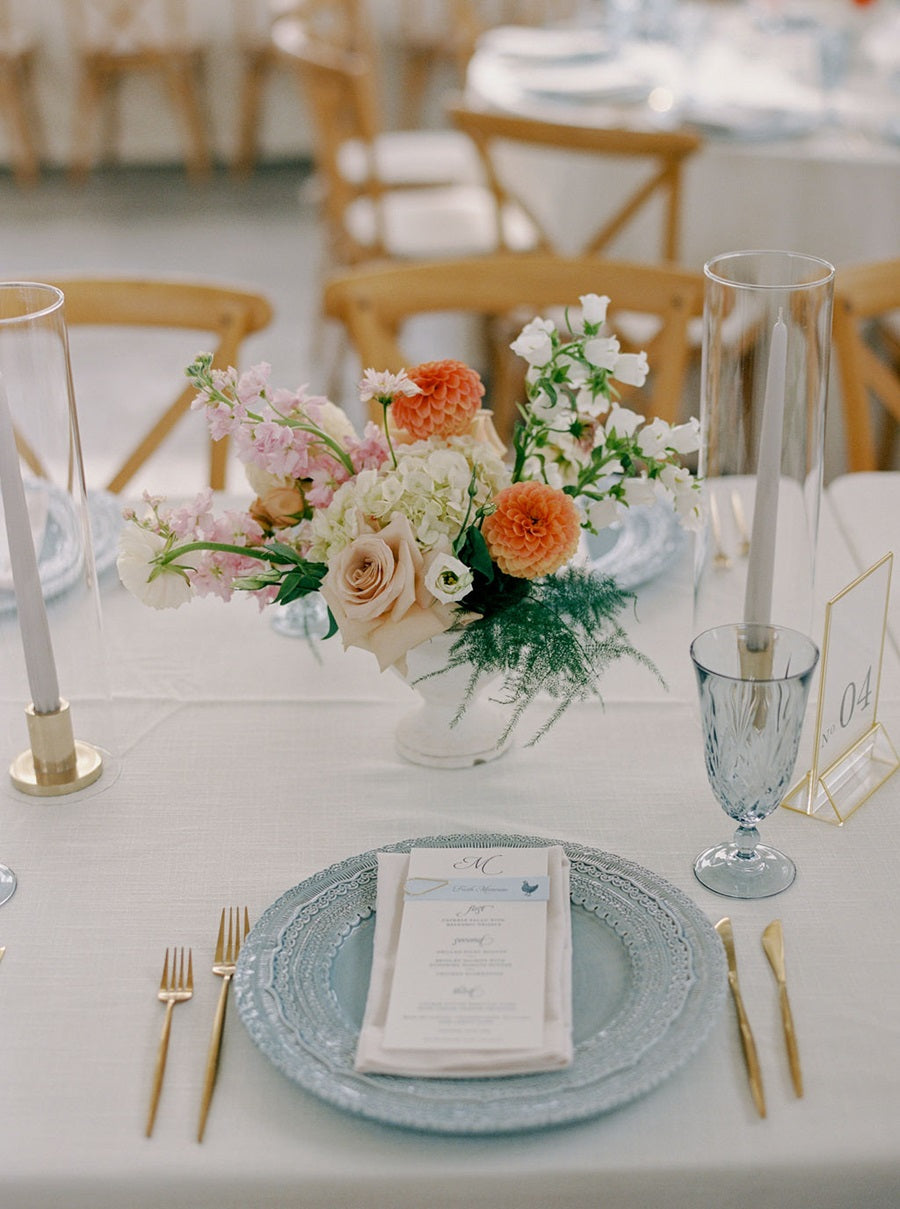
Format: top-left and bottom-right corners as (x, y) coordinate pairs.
(249, 485), (307, 530)
(320, 513), (455, 671)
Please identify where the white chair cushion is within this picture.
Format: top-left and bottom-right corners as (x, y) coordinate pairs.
(337, 130), (484, 189)
(345, 185), (538, 258)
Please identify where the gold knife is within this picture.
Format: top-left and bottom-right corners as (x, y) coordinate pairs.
(715, 917), (766, 1118)
(762, 919), (803, 1097)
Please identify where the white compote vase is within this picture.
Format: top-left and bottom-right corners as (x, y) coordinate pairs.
(394, 631), (512, 768)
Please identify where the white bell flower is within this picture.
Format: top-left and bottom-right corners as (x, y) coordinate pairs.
(510, 317), (556, 367)
(578, 293), (610, 328)
(613, 351), (649, 387)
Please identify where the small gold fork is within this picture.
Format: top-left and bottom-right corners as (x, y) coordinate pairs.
(197, 907), (250, 1142)
(146, 947), (193, 1137)
(709, 493), (732, 570)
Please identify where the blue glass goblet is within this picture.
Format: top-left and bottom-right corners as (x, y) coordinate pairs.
(691, 623), (819, 899)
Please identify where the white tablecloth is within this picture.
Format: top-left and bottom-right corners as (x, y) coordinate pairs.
(0, 478), (898, 1208)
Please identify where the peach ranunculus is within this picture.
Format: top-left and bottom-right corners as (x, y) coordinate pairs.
(482, 481), (581, 579)
(390, 360), (485, 440)
(320, 513), (456, 671)
(250, 485), (308, 531)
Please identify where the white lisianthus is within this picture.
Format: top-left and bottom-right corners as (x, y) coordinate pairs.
(425, 553), (475, 603)
(117, 526), (193, 610)
(605, 404), (643, 438)
(587, 497), (620, 532)
(578, 293), (610, 328)
(623, 476), (658, 507)
(510, 317), (555, 367)
(613, 351), (649, 388)
(583, 335), (620, 371)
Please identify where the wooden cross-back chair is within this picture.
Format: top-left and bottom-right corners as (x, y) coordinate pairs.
(322, 252), (705, 436)
(272, 20), (526, 269)
(0, 0), (41, 185)
(45, 278), (273, 492)
(832, 257), (900, 472)
(448, 104), (703, 262)
(232, 0), (372, 177)
(67, 0), (211, 182)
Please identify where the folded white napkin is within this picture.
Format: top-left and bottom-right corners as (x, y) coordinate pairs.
(354, 846), (573, 1077)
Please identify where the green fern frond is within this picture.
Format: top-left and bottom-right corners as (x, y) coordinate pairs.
(426, 567), (661, 746)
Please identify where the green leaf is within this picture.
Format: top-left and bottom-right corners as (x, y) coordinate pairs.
(463, 526), (494, 580)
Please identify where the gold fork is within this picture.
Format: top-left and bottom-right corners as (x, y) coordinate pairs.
(197, 907), (250, 1142)
(709, 493), (732, 570)
(146, 947), (193, 1137)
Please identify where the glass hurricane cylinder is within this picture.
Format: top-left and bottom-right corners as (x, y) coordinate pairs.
(693, 250), (833, 639)
(0, 283), (114, 801)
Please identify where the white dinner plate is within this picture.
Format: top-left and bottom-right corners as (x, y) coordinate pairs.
(233, 833), (726, 1134)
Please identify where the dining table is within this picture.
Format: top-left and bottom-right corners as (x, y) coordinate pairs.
(0, 471), (897, 1208)
(464, 0), (900, 268)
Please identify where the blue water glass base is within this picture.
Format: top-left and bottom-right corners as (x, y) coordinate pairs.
(0, 862), (16, 906)
(693, 840), (796, 899)
(270, 595), (330, 640)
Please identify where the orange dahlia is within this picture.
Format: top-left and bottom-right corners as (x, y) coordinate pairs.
(482, 481), (581, 579)
(391, 359), (485, 440)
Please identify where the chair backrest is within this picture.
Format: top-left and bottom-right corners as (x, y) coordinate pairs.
(449, 0), (580, 74)
(48, 277), (273, 492)
(68, 1), (191, 52)
(448, 104), (702, 262)
(323, 252), (705, 428)
(273, 23), (391, 263)
(832, 258), (900, 472)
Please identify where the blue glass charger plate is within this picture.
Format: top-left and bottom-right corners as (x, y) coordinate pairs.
(233, 833), (726, 1135)
(584, 500), (686, 590)
(0, 482), (121, 615)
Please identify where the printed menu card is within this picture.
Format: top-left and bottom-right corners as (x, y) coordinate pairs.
(354, 845), (573, 1077)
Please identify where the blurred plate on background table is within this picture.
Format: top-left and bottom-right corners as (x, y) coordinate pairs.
(234, 833), (726, 1135)
(478, 25), (613, 64)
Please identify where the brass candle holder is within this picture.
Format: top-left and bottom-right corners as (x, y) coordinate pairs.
(9, 699), (103, 797)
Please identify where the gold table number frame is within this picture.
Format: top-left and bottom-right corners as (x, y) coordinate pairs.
(783, 553), (898, 825)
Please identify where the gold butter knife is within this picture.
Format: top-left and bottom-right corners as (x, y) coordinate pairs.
(715, 917), (766, 1118)
(762, 919), (803, 1098)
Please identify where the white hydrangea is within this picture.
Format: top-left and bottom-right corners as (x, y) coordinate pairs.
(306, 436), (510, 562)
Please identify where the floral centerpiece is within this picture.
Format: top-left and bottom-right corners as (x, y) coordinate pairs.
(118, 295), (701, 753)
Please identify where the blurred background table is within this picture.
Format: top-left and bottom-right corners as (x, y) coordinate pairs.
(465, 0), (900, 266)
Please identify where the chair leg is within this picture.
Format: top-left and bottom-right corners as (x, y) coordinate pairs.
(232, 47), (270, 178)
(69, 63), (106, 184)
(397, 47), (431, 128)
(162, 55), (212, 181)
(0, 60), (41, 186)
